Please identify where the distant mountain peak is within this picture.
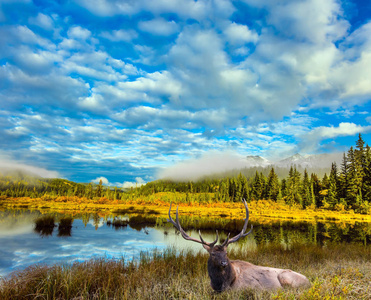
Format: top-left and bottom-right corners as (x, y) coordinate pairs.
(245, 155), (271, 167)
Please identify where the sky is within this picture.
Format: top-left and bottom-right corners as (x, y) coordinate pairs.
(1, 0), (371, 187)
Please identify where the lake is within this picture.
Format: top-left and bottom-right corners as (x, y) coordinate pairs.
(1, 208), (371, 278)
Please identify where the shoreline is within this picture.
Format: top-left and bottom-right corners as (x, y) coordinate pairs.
(1, 195), (371, 224)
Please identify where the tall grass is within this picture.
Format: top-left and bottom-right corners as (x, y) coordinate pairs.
(1, 243), (371, 299)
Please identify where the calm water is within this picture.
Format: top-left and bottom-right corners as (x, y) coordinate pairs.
(1, 209), (371, 277)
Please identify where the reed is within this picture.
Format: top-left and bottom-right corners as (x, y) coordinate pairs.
(1, 243), (370, 299)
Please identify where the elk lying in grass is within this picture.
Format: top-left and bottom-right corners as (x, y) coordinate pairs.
(167, 200), (311, 292)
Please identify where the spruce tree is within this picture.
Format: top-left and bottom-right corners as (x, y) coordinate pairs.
(363, 145), (371, 201)
(327, 163), (339, 208)
(347, 146), (359, 207)
(339, 153), (349, 203)
(301, 169), (311, 208)
(267, 168), (280, 201)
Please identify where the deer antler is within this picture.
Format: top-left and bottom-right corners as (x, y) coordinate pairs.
(221, 199), (253, 247)
(167, 202), (219, 248)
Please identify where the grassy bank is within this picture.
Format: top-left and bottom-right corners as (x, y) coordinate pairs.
(1, 194), (371, 224)
(1, 243), (370, 299)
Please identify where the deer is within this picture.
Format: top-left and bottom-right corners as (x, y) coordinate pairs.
(167, 200), (311, 292)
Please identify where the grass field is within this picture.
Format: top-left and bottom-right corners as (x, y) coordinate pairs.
(2, 194), (371, 224)
(1, 243), (370, 299)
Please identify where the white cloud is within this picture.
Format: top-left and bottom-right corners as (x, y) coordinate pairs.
(67, 26), (91, 40)
(138, 18), (179, 36)
(308, 122), (371, 139)
(266, 0), (349, 43)
(75, 0), (211, 20)
(122, 177), (145, 188)
(78, 94), (107, 112)
(300, 123), (371, 153)
(100, 29), (138, 42)
(0, 154), (60, 178)
(92, 176), (109, 185)
(29, 13), (54, 30)
(11, 25), (53, 49)
(223, 22), (258, 45)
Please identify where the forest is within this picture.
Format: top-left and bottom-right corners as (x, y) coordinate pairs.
(1, 134), (371, 214)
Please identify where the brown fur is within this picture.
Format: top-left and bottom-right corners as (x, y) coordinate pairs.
(204, 245), (310, 292)
(167, 201), (311, 292)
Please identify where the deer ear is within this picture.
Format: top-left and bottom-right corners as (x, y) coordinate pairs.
(202, 244), (212, 253)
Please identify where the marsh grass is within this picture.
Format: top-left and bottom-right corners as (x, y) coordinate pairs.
(1, 243), (371, 299)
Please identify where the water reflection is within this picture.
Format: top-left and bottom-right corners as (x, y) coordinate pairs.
(34, 215), (56, 237)
(1, 208), (371, 278)
(58, 218), (73, 237)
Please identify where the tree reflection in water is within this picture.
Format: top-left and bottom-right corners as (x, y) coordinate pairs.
(24, 211), (371, 246)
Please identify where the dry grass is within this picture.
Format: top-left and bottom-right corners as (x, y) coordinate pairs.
(1, 243), (371, 299)
(3, 195), (371, 224)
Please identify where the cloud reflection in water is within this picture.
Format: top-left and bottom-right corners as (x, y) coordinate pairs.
(0, 212), (207, 277)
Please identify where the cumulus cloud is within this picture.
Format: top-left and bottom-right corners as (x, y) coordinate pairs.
(75, 0), (214, 20)
(122, 177), (146, 188)
(223, 22), (258, 45)
(67, 26), (92, 40)
(91, 176), (146, 188)
(300, 123), (371, 153)
(91, 176), (109, 185)
(29, 13), (54, 30)
(1, 0), (371, 185)
(138, 18), (179, 36)
(100, 29), (138, 42)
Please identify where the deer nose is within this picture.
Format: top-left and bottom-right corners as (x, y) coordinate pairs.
(221, 261), (228, 267)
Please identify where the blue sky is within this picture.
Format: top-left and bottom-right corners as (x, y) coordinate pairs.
(1, 0), (371, 186)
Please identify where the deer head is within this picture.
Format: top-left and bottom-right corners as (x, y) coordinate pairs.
(167, 199), (253, 291)
(169, 200), (252, 257)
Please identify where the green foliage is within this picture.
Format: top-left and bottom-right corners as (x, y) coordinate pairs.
(1, 134), (371, 214)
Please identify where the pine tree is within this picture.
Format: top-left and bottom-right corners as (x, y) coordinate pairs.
(327, 163), (339, 208)
(239, 174), (250, 201)
(251, 171), (263, 200)
(339, 153), (349, 203)
(285, 166), (302, 205)
(96, 179), (103, 198)
(355, 133), (366, 201)
(347, 146), (359, 207)
(363, 145), (371, 201)
(310, 173), (321, 207)
(301, 169), (311, 208)
(267, 168), (280, 201)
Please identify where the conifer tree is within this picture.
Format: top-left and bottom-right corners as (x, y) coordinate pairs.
(267, 168), (280, 201)
(363, 145), (371, 200)
(327, 163), (339, 208)
(239, 173), (250, 201)
(285, 166), (302, 205)
(251, 171), (263, 200)
(310, 173), (321, 207)
(347, 146), (359, 207)
(301, 169), (311, 208)
(339, 153), (349, 203)
(96, 179), (103, 198)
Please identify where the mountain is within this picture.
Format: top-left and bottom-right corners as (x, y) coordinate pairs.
(245, 152), (343, 171)
(245, 155), (271, 167)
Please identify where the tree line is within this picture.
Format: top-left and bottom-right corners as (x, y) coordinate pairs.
(1, 134), (371, 214)
(139, 134), (371, 213)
